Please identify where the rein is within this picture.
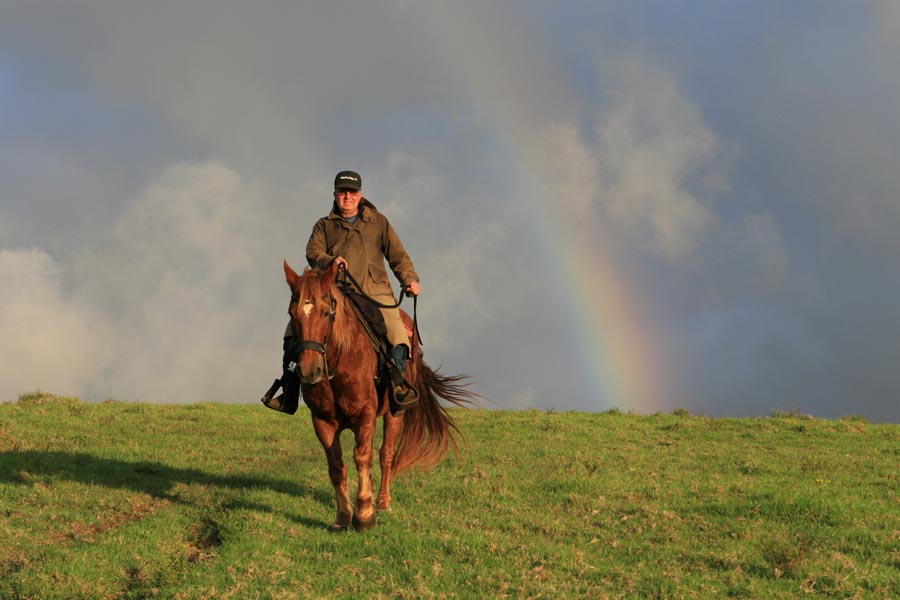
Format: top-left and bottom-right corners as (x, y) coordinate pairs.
(336, 267), (423, 346)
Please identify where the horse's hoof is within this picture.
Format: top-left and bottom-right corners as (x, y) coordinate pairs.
(328, 523), (349, 533)
(352, 514), (377, 531)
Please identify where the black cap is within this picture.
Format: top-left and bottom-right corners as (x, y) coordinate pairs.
(334, 170), (362, 190)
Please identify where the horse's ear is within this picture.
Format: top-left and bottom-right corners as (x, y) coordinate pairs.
(326, 260), (342, 280)
(284, 260), (300, 288)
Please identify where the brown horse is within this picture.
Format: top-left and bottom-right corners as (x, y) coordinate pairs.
(283, 260), (476, 531)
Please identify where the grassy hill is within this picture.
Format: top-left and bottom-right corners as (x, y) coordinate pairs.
(1, 393), (898, 599)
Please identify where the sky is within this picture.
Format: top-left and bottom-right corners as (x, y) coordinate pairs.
(2, 1), (900, 421)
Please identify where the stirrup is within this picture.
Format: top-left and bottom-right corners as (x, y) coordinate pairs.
(260, 378), (281, 406)
(389, 377), (418, 415)
(260, 377), (299, 415)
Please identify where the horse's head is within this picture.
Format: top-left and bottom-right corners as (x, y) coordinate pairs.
(284, 260), (343, 385)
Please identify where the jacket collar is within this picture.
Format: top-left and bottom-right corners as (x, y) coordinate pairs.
(328, 197), (377, 223)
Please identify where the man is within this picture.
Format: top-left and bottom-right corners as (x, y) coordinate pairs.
(261, 170), (420, 413)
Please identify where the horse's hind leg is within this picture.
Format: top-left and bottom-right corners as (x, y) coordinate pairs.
(376, 412), (403, 511)
(351, 419), (378, 530)
(313, 419), (352, 531)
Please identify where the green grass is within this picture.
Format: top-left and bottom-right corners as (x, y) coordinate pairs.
(1, 392), (899, 599)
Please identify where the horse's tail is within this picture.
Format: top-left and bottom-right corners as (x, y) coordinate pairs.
(392, 362), (479, 477)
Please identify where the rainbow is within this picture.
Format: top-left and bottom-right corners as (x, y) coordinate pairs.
(534, 198), (670, 414)
(497, 136), (673, 414)
(418, 13), (674, 413)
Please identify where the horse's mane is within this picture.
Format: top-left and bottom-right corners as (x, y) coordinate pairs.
(297, 267), (352, 351)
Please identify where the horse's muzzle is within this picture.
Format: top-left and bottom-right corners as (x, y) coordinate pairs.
(299, 355), (325, 385)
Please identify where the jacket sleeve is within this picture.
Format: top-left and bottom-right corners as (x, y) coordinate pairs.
(306, 218), (334, 270)
(382, 217), (419, 286)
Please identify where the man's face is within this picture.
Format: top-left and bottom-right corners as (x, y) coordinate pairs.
(334, 188), (362, 217)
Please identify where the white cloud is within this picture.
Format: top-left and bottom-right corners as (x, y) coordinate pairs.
(519, 58), (729, 261)
(94, 161), (280, 402)
(532, 123), (604, 222)
(0, 248), (112, 400)
(374, 151), (453, 227)
(1, 162), (286, 403)
(594, 59), (727, 259)
(365, 151), (502, 352)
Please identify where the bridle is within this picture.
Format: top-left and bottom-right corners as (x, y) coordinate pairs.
(289, 290), (339, 380)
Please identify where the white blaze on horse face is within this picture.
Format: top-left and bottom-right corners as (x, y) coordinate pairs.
(302, 301), (314, 317)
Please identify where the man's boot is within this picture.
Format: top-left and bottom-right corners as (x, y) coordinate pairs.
(260, 337), (301, 415)
(389, 344), (418, 415)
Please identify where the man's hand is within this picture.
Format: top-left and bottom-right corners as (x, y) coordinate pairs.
(334, 256), (348, 270)
(405, 280), (421, 297)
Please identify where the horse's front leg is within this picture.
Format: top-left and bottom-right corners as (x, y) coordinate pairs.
(312, 417), (352, 531)
(351, 417), (378, 530)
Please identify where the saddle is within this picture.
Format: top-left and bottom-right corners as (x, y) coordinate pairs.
(341, 287), (418, 414)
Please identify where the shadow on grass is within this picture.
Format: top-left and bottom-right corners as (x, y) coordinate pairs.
(0, 450), (333, 529)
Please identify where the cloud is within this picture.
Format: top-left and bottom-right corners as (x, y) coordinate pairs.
(0, 248), (112, 400)
(3, 2), (900, 421)
(1, 161), (287, 403)
(593, 59), (728, 259)
(512, 56), (730, 265)
(89, 161), (281, 402)
(363, 150), (507, 353)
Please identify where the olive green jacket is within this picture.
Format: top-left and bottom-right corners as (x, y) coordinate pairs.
(305, 198), (419, 298)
